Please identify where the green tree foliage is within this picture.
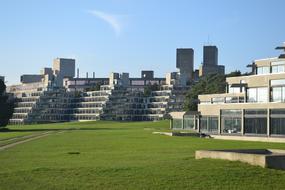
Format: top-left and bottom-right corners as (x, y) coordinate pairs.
(184, 71), (242, 111)
(184, 74), (226, 111)
(0, 80), (14, 127)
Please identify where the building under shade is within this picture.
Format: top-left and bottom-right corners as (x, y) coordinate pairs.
(199, 45), (225, 77)
(171, 43), (285, 137)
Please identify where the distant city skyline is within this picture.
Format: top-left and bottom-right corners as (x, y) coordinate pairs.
(1, 0), (285, 85)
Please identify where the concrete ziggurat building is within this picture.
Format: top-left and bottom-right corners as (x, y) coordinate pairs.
(171, 43), (285, 138)
(8, 50), (198, 124)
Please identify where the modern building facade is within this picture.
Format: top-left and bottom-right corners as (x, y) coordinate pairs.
(8, 53), (192, 124)
(199, 45), (225, 77)
(172, 43), (285, 137)
(8, 44), (221, 124)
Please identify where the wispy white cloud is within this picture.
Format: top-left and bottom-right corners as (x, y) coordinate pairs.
(88, 10), (123, 36)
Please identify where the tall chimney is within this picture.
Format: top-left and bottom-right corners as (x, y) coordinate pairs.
(93, 72), (95, 78)
(86, 72), (88, 78)
(77, 68), (79, 78)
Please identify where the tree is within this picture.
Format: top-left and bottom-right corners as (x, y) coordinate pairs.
(0, 80), (14, 127)
(184, 74), (226, 111)
(184, 71), (243, 111)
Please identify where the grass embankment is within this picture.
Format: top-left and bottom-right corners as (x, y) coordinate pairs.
(0, 120), (285, 190)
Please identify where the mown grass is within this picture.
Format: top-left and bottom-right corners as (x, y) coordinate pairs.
(0, 120), (285, 190)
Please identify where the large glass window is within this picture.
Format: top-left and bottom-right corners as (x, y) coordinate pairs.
(247, 88), (257, 102)
(200, 116), (218, 134)
(257, 67), (270, 75)
(272, 87), (282, 102)
(212, 97), (224, 104)
(200, 117), (208, 133)
(208, 117), (218, 133)
(271, 79), (285, 102)
(172, 119), (183, 130)
(221, 110), (242, 134)
(229, 86), (240, 93)
(244, 109), (267, 135)
(257, 88), (268, 102)
(272, 65), (285, 73)
(183, 115), (195, 130)
(270, 109), (285, 135)
(247, 87), (268, 103)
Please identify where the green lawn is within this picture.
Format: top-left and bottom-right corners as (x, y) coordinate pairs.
(0, 120), (285, 190)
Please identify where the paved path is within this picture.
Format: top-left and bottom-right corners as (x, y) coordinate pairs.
(0, 131), (65, 151)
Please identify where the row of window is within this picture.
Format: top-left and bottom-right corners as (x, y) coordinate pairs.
(172, 109), (285, 136)
(205, 84), (285, 104)
(206, 109), (285, 135)
(256, 61), (285, 75)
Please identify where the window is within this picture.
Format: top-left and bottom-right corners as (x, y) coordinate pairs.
(200, 117), (208, 133)
(271, 109), (285, 135)
(221, 110), (242, 134)
(272, 87), (282, 102)
(271, 87), (285, 102)
(183, 115), (195, 130)
(257, 88), (268, 102)
(244, 109), (267, 135)
(271, 118), (285, 135)
(272, 65), (285, 73)
(212, 97), (224, 104)
(271, 79), (285, 86)
(257, 67), (270, 75)
(229, 86), (240, 93)
(200, 116), (218, 134)
(271, 79), (285, 102)
(247, 87), (268, 103)
(247, 88), (257, 102)
(172, 119), (183, 130)
(225, 97), (238, 103)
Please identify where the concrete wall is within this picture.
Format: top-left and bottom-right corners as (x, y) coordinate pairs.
(53, 58), (75, 87)
(141, 71), (154, 79)
(53, 58), (75, 78)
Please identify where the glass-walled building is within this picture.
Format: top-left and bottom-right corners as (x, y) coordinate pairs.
(196, 43), (285, 137)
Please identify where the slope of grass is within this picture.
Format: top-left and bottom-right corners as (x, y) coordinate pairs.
(0, 120), (285, 190)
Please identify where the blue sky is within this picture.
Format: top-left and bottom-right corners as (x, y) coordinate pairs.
(0, 0), (284, 85)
